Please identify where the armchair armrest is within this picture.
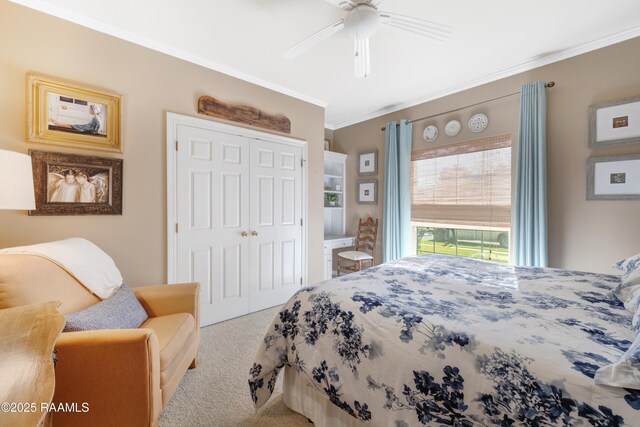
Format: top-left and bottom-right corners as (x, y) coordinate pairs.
(53, 329), (161, 427)
(133, 282), (200, 325)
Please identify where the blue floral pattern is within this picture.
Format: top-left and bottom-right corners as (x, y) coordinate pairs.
(250, 255), (637, 425)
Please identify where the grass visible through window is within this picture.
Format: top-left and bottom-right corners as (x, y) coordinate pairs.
(416, 226), (509, 264)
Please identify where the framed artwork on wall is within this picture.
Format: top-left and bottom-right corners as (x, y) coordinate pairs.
(27, 74), (122, 153)
(587, 154), (640, 200)
(589, 95), (640, 149)
(357, 179), (377, 204)
(358, 150), (377, 176)
(29, 150), (123, 215)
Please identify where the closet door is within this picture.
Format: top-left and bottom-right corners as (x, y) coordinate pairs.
(176, 125), (251, 326)
(249, 140), (303, 311)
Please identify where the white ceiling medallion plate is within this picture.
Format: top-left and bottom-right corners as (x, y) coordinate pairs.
(423, 125), (438, 142)
(444, 120), (461, 137)
(468, 114), (489, 133)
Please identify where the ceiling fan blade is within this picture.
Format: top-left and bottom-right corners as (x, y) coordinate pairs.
(354, 38), (370, 78)
(379, 12), (451, 43)
(322, 0), (356, 11)
(369, 0), (386, 6)
(283, 19), (345, 59)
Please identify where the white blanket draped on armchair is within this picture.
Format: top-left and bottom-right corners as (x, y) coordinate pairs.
(0, 237), (122, 299)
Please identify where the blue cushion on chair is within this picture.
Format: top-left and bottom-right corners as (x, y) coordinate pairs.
(64, 284), (148, 332)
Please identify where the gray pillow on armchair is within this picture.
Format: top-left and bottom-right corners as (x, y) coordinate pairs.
(64, 284), (148, 332)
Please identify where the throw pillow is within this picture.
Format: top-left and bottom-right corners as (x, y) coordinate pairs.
(594, 333), (640, 390)
(64, 284), (148, 332)
(612, 253), (640, 312)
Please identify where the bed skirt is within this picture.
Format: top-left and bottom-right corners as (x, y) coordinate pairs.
(282, 366), (365, 427)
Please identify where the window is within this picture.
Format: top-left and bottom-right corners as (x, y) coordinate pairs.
(411, 134), (511, 263)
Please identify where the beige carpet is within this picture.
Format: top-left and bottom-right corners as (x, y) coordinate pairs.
(158, 307), (310, 427)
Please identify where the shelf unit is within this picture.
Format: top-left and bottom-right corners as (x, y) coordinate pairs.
(324, 151), (347, 235)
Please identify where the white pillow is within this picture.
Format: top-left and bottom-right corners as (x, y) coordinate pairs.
(594, 333), (640, 390)
(612, 253), (640, 312)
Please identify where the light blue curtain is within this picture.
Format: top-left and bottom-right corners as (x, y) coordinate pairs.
(513, 81), (548, 267)
(383, 120), (413, 263)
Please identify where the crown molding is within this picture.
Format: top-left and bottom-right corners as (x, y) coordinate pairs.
(11, 0), (640, 129)
(328, 25), (640, 130)
(9, 0), (329, 108)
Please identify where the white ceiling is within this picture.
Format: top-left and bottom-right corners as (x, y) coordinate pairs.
(12, 0), (640, 129)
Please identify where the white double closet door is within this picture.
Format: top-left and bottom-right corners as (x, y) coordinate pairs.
(175, 123), (303, 326)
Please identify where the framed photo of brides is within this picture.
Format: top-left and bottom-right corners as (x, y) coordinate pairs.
(27, 73), (122, 153)
(29, 150), (123, 215)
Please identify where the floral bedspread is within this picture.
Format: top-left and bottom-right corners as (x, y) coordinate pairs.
(249, 255), (639, 426)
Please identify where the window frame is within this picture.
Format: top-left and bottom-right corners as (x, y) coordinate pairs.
(409, 134), (513, 264)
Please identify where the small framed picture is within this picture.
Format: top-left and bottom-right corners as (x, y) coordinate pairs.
(324, 139), (331, 151)
(357, 179), (377, 204)
(587, 154), (640, 200)
(358, 150), (377, 176)
(589, 95), (640, 149)
(27, 74), (122, 153)
(29, 150), (123, 215)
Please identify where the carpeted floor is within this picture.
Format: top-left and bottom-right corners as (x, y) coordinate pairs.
(158, 307), (310, 427)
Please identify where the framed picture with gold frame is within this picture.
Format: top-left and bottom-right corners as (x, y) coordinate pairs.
(27, 73), (122, 152)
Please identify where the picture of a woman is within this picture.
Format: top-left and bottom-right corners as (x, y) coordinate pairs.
(28, 75), (121, 153)
(50, 103), (106, 135)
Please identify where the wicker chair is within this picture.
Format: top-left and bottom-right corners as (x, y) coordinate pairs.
(337, 217), (379, 275)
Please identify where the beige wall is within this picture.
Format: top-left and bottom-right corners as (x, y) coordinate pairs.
(0, 1), (325, 285)
(324, 128), (335, 149)
(334, 37), (640, 273)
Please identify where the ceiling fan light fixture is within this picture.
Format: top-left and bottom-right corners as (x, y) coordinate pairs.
(284, 1), (450, 78)
(344, 5), (380, 40)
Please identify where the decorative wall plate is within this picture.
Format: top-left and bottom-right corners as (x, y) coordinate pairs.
(445, 120), (461, 137)
(423, 125), (438, 142)
(468, 113), (489, 133)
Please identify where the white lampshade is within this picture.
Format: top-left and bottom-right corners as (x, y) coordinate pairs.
(0, 149), (36, 210)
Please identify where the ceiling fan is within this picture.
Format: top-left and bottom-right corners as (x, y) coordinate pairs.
(283, 0), (451, 78)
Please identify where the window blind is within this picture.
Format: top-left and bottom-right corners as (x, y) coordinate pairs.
(411, 134), (511, 228)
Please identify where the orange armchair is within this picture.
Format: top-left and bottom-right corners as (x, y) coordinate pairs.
(0, 254), (200, 427)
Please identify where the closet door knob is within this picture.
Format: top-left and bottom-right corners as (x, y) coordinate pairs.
(241, 231), (248, 237)
(251, 230), (258, 237)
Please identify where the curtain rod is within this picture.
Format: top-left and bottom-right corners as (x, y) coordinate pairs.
(380, 81), (555, 131)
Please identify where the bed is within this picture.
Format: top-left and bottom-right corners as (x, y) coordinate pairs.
(249, 255), (640, 426)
